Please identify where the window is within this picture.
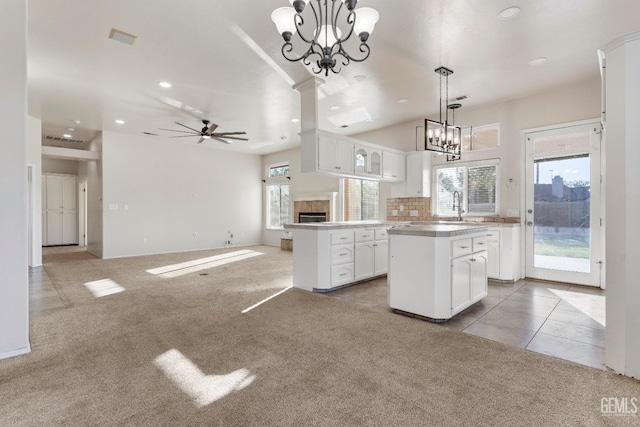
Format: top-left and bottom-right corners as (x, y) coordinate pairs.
(462, 123), (500, 151)
(433, 159), (499, 216)
(266, 163), (290, 229)
(344, 178), (379, 221)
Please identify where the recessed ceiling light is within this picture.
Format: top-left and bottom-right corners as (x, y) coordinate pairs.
(63, 134), (72, 138)
(159, 81), (172, 88)
(529, 57), (547, 66)
(353, 75), (366, 82)
(72, 120), (81, 125)
(329, 105), (340, 110)
(398, 98), (409, 103)
(498, 6), (521, 19)
(291, 118), (299, 123)
(67, 127), (75, 131)
(115, 119), (125, 124)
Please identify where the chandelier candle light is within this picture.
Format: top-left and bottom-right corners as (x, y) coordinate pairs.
(271, 0), (379, 76)
(425, 66), (471, 162)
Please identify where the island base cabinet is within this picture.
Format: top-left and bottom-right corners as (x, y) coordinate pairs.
(374, 240), (388, 276)
(451, 256), (473, 315)
(354, 242), (375, 281)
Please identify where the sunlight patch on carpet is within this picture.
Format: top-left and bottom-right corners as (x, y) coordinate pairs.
(241, 286), (293, 313)
(83, 278), (125, 298)
(154, 349), (255, 407)
(146, 250), (264, 278)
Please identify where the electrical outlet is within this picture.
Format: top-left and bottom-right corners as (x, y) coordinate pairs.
(109, 204), (118, 210)
(193, 232), (198, 237)
(399, 205), (404, 211)
(410, 210), (419, 217)
(391, 210), (398, 216)
(229, 233), (234, 239)
(143, 238), (148, 244)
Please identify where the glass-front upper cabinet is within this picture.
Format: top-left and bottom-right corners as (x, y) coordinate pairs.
(355, 145), (382, 178)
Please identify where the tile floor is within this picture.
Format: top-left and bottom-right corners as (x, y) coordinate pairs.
(324, 277), (607, 370)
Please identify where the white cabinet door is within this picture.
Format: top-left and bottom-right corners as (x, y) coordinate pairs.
(355, 145), (382, 178)
(46, 175), (62, 209)
(369, 150), (382, 177)
(354, 242), (375, 281)
(405, 152), (423, 196)
(46, 211), (62, 245)
(62, 175), (77, 209)
(336, 138), (354, 174)
(486, 240), (500, 279)
(374, 240), (388, 276)
(451, 255), (472, 314)
(382, 151), (405, 181)
(318, 134), (340, 173)
(61, 211), (78, 244)
(471, 253), (488, 301)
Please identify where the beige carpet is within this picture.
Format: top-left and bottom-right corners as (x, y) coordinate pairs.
(1, 245), (639, 426)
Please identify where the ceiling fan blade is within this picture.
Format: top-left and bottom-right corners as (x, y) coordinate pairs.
(205, 123), (219, 135)
(219, 136), (248, 141)
(212, 137), (233, 144)
(158, 128), (199, 134)
(174, 122), (201, 133)
(197, 137), (205, 144)
(169, 135), (200, 138)
(212, 131), (247, 136)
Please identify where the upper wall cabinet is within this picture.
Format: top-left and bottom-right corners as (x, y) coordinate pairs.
(382, 150), (406, 182)
(391, 151), (431, 198)
(301, 129), (404, 182)
(355, 144), (382, 178)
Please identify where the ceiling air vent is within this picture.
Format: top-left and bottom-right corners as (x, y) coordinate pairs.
(108, 28), (137, 46)
(44, 135), (85, 144)
(451, 95), (468, 101)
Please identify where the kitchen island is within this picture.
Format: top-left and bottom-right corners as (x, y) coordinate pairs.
(284, 221), (402, 292)
(388, 223), (489, 322)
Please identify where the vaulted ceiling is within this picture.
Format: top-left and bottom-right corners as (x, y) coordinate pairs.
(28, 0), (640, 154)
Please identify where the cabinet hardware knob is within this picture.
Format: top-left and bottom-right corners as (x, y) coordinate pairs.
(340, 273), (347, 277)
(460, 245), (469, 249)
(477, 243), (485, 245)
(340, 253), (346, 256)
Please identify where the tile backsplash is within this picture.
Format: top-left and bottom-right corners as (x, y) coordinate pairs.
(386, 197), (519, 223)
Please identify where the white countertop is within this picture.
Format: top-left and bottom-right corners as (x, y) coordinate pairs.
(284, 221), (405, 230)
(388, 223), (488, 237)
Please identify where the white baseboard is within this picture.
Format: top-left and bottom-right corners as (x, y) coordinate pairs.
(0, 345), (31, 361)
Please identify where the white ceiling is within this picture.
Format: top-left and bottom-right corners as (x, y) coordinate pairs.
(28, 0), (640, 155)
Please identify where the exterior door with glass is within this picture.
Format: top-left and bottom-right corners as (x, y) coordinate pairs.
(524, 121), (602, 287)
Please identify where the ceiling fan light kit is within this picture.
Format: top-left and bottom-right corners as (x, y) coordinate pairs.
(271, 0), (379, 76)
(424, 66), (471, 162)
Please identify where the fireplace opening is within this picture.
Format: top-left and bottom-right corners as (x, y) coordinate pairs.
(298, 212), (327, 223)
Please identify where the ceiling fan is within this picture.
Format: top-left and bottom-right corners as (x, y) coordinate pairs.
(159, 120), (248, 144)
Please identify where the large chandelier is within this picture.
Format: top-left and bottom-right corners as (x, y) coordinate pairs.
(424, 66), (471, 162)
(271, 0), (379, 76)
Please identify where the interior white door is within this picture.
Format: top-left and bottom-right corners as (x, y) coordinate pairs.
(46, 211), (62, 244)
(46, 175), (62, 209)
(524, 122), (602, 287)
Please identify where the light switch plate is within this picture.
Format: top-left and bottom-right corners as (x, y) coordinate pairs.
(507, 210), (519, 217)
(391, 210), (398, 216)
(109, 204), (118, 210)
(410, 210), (419, 217)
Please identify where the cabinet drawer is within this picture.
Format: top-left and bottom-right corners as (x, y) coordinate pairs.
(472, 236), (488, 253)
(355, 229), (375, 242)
(451, 238), (472, 257)
(331, 230), (354, 245)
(331, 264), (354, 286)
(487, 229), (500, 242)
(374, 228), (389, 240)
(331, 243), (354, 265)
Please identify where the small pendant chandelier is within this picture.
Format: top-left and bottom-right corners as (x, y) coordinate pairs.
(424, 66), (471, 162)
(271, 0), (379, 76)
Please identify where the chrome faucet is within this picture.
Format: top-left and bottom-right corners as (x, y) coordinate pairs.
(452, 191), (464, 221)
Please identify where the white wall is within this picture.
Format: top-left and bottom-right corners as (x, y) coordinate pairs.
(101, 132), (262, 258)
(42, 157), (78, 175)
(0, 0), (29, 359)
(27, 116), (42, 267)
(353, 78), (601, 217)
(602, 33), (640, 378)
